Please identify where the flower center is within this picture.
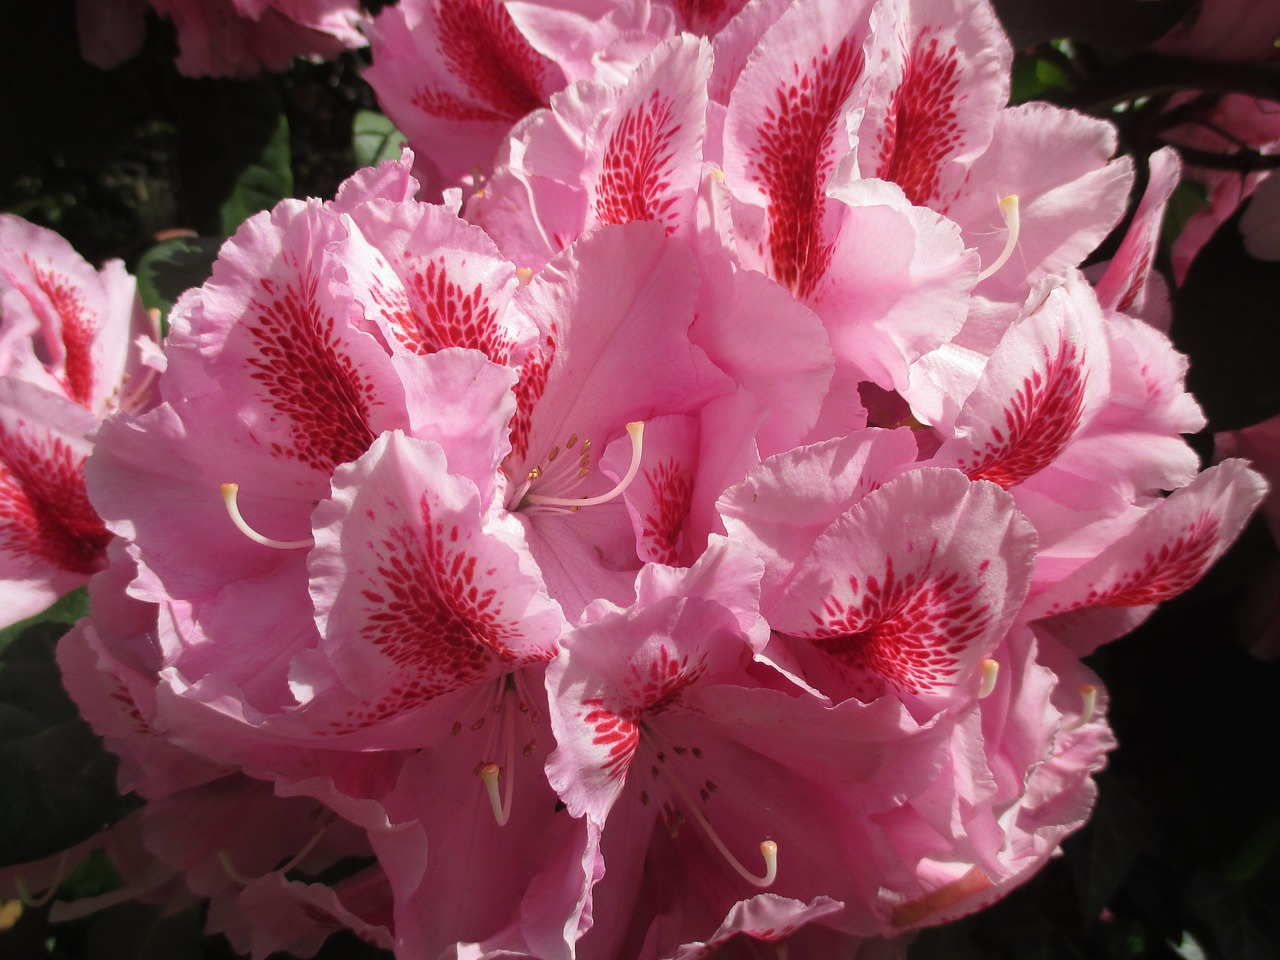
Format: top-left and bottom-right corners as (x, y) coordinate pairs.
(509, 421), (645, 515)
(977, 194), (1020, 282)
(639, 726), (778, 888)
(463, 673), (542, 826)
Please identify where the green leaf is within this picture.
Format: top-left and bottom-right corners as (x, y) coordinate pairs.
(353, 110), (408, 169)
(0, 589), (88, 659)
(1183, 870), (1280, 960)
(0, 621), (139, 867)
(176, 78), (293, 238)
(134, 236), (221, 328)
(219, 111), (293, 237)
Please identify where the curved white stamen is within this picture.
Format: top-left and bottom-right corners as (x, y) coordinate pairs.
(479, 763), (514, 827)
(1063, 684), (1097, 731)
(217, 848), (256, 886)
(220, 483), (314, 550)
(14, 853), (68, 908)
(978, 659), (999, 699)
(525, 422), (644, 509)
(977, 195), (1020, 282)
(665, 772), (777, 888)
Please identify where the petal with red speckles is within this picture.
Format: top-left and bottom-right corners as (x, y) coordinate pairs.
(769, 468), (1036, 709)
(310, 430), (565, 728)
(722, 0), (875, 297)
(0, 379), (110, 626)
(1026, 458), (1267, 654)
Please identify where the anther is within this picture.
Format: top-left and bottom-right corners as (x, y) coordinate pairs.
(515, 267), (533, 286)
(220, 483), (314, 550)
(978, 659), (999, 699)
(525, 422), (644, 508)
(1063, 684), (1097, 731)
(977, 195), (1020, 282)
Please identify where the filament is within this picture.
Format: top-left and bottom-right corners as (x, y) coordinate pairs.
(220, 483), (314, 550)
(664, 769), (778, 888)
(14, 853), (69, 908)
(977, 195), (1020, 282)
(525, 422), (644, 509)
(1063, 684), (1097, 731)
(477, 679), (519, 826)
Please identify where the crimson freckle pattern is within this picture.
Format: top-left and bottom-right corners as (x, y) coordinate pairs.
(1095, 512), (1221, 608)
(875, 33), (963, 209)
(509, 335), (555, 461)
(808, 555), (991, 696)
(1114, 246), (1153, 314)
(363, 495), (524, 681)
(583, 697), (639, 782)
(386, 257), (514, 362)
(595, 92), (683, 230)
(413, 0), (554, 122)
(670, 0), (741, 35)
(753, 36), (865, 299)
(247, 274), (378, 473)
(640, 459), (694, 564)
(25, 257), (96, 407)
(0, 424), (109, 575)
(963, 339), (1087, 489)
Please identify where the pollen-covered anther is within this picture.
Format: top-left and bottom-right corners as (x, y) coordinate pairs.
(515, 266), (533, 286)
(977, 194), (1020, 282)
(220, 482), (315, 550)
(978, 659), (999, 699)
(525, 421), (645, 509)
(1063, 683), (1098, 731)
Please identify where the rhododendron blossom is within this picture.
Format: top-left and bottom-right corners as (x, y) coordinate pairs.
(0, 216), (158, 628)
(11, 0), (1273, 957)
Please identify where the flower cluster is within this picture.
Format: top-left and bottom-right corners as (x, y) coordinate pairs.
(3, 0), (1271, 958)
(78, 0), (368, 77)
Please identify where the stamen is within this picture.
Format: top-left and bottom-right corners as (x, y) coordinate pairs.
(478, 764), (513, 826)
(1063, 683), (1097, 731)
(515, 267), (533, 287)
(665, 771), (777, 888)
(525, 422), (644, 509)
(217, 848), (256, 886)
(273, 818), (335, 876)
(978, 659), (999, 699)
(220, 483), (314, 550)
(477, 679), (518, 826)
(977, 195), (1020, 282)
(13, 853), (68, 908)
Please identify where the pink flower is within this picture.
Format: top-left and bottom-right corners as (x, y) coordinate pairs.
(0, 216), (158, 627)
(78, 0), (368, 77)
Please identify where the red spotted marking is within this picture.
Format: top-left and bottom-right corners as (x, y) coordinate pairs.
(0, 423), (109, 575)
(806, 554), (991, 696)
(247, 272), (378, 473)
(332, 494), (544, 732)
(509, 335), (554, 461)
(875, 32), (963, 209)
(962, 339), (1087, 489)
(595, 92), (683, 231)
(640, 458), (693, 565)
(25, 257), (95, 407)
(1094, 512), (1221, 608)
(750, 35), (865, 298)
(670, 0), (743, 35)
(379, 258), (513, 362)
(413, 0), (553, 122)
(1113, 246), (1153, 314)
(583, 697), (639, 782)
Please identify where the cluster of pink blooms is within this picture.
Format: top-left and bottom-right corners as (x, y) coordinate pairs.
(78, 0), (368, 76)
(3, 0), (1273, 957)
